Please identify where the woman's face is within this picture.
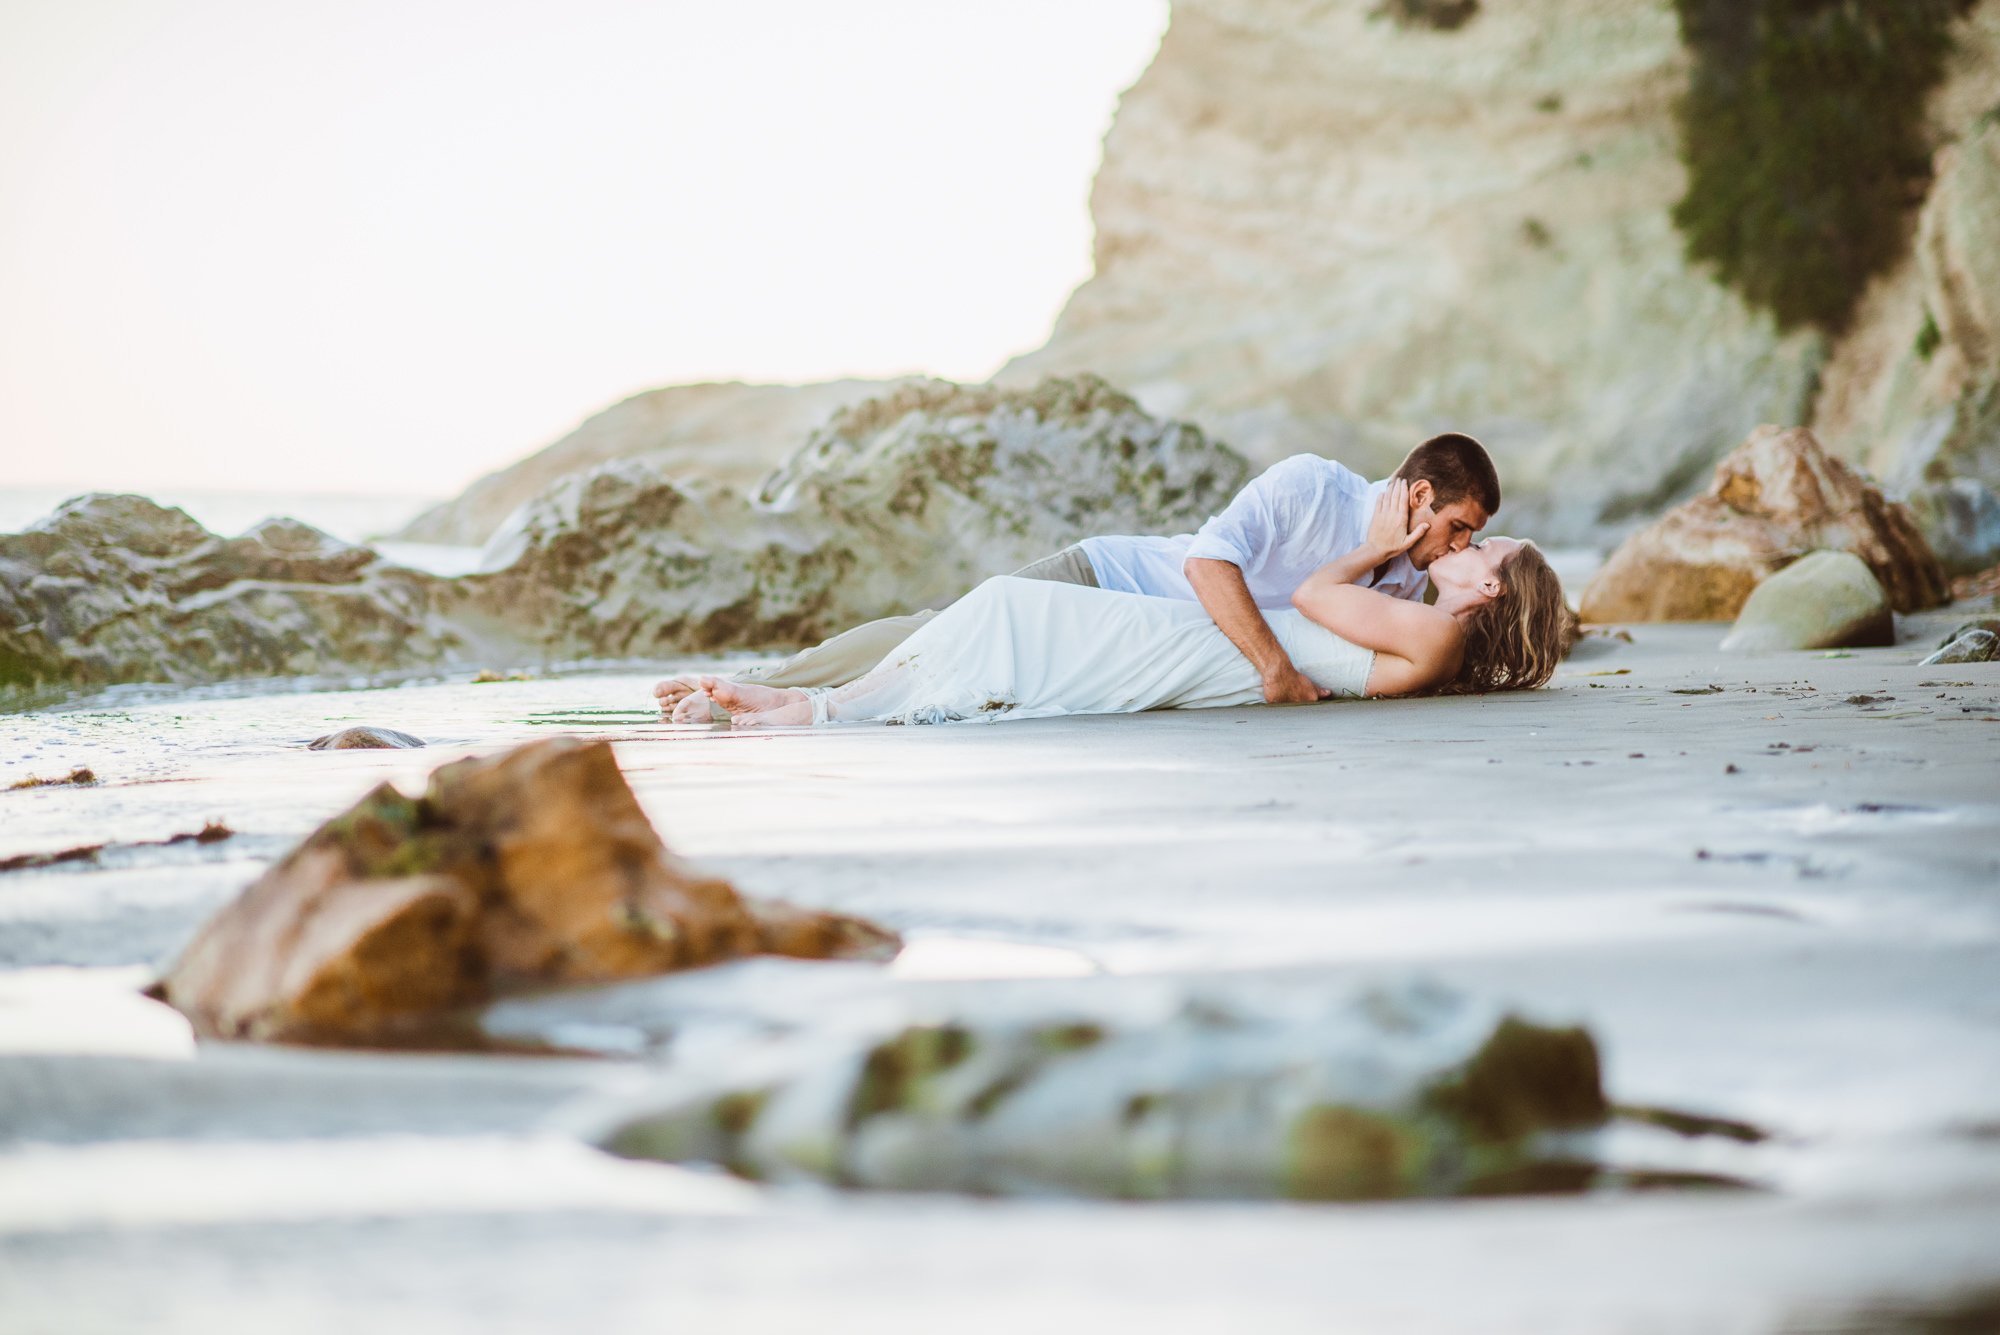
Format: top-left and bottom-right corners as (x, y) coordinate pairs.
(1431, 536), (1520, 602)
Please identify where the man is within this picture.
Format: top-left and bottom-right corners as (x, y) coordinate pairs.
(1087, 432), (1497, 703)
(655, 432), (1499, 710)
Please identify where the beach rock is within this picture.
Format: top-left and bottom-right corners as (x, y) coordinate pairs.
(597, 983), (1618, 1201)
(1938, 616), (2000, 647)
(0, 494), (467, 690)
(1580, 426), (1949, 623)
(1905, 478), (2000, 577)
(463, 376), (1250, 660)
(308, 728), (426, 750)
(1922, 627), (1999, 664)
(157, 737), (898, 1045)
(397, 379), (902, 547)
(1719, 551), (1895, 654)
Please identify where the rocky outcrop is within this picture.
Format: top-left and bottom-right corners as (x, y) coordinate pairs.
(463, 376), (1249, 661)
(598, 982), (1747, 1200)
(396, 379), (900, 547)
(157, 738), (899, 1046)
(1580, 426), (1948, 623)
(3, 379), (1247, 690)
(1719, 551), (1894, 654)
(0, 495), (475, 690)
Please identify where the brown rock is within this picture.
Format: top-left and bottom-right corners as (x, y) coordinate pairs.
(1580, 425), (1949, 623)
(158, 737), (898, 1045)
(421, 738), (762, 985)
(746, 896), (900, 963)
(308, 727), (426, 750)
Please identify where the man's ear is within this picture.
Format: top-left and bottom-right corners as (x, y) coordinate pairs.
(1407, 479), (1435, 514)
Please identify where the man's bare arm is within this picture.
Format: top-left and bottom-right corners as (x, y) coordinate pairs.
(1184, 557), (1329, 704)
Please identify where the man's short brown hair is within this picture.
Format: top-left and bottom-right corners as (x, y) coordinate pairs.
(1392, 433), (1500, 516)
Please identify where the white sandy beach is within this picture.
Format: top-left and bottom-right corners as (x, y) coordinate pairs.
(2, 606), (1998, 1332)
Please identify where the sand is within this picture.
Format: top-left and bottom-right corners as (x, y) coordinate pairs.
(2, 605), (1998, 1332)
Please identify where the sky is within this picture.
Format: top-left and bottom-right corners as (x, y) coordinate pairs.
(0, 0), (1168, 497)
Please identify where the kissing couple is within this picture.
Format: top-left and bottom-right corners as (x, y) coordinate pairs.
(654, 433), (1568, 727)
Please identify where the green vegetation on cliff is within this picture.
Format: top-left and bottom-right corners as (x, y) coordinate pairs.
(1671, 0), (1974, 332)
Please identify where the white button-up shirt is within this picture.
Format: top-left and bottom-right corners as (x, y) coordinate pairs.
(1078, 454), (1427, 609)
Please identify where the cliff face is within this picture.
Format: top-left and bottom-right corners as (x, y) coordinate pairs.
(1812, 12), (2000, 498)
(1004, 0), (2000, 543)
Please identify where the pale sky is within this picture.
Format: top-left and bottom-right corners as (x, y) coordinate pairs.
(0, 0), (1168, 496)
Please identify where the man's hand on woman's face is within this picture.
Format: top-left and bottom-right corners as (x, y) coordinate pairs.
(1367, 479), (1431, 562)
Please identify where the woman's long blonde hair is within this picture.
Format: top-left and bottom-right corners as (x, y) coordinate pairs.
(1437, 541), (1571, 694)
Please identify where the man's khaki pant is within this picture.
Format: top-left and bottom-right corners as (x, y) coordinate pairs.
(741, 544), (1099, 689)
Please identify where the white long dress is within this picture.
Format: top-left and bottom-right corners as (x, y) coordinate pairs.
(820, 576), (1376, 725)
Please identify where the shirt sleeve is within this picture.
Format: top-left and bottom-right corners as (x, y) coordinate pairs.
(1183, 455), (1320, 570)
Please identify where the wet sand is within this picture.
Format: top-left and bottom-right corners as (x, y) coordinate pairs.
(3, 607), (1999, 1332)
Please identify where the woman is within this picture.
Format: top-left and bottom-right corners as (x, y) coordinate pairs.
(664, 509), (1569, 728)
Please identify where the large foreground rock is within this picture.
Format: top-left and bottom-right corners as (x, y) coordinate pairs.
(157, 738), (898, 1046)
(464, 375), (1250, 661)
(1580, 426), (1948, 623)
(1720, 551), (1895, 654)
(597, 982), (1745, 1201)
(0, 495), (469, 689)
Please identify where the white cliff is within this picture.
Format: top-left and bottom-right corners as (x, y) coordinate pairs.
(1006, 0), (2000, 544)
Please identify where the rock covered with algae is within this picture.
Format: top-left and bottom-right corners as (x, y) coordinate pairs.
(0, 495), (465, 690)
(156, 737), (898, 1047)
(593, 983), (1635, 1201)
(3, 377), (1248, 689)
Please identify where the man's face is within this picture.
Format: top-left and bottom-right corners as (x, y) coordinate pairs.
(1405, 486), (1488, 571)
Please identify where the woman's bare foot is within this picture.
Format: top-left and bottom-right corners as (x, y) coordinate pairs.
(705, 676), (816, 727)
(653, 675), (704, 710)
(670, 689), (721, 724)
